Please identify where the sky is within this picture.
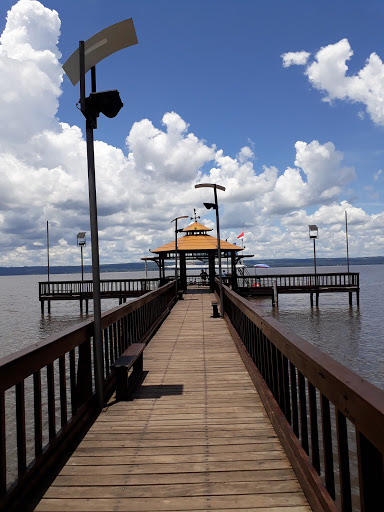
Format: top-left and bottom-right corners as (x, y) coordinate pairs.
(1, 0), (384, 267)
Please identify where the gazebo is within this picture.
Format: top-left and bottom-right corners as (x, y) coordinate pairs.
(150, 221), (244, 291)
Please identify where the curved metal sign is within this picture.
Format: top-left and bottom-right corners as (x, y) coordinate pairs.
(63, 18), (138, 86)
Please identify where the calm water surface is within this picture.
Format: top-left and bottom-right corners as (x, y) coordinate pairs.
(0, 266), (383, 390)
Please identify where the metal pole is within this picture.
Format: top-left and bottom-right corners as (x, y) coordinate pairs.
(214, 185), (224, 317)
(46, 220), (50, 283)
(345, 210), (350, 274)
(80, 41), (104, 409)
(175, 218), (178, 295)
(313, 238), (317, 281)
(81, 245), (84, 281)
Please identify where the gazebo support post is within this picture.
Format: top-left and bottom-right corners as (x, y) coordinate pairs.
(231, 252), (237, 290)
(208, 252), (215, 292)
(180, 252), (187, 290)
(159, 257), (167, 286)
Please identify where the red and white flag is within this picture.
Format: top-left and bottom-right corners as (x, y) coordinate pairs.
(237, 232), (244, 239)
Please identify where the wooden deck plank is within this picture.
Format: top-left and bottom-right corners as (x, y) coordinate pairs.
(34, 291), (311, 511)
(35, 495), (311, 511)
(50, 468), (297, 486)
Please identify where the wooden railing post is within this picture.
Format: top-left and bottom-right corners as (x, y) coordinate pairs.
(76, 338), (93, 409)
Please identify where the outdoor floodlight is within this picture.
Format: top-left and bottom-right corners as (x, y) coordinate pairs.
(309, 225), (319, 239)
(85, 90), (123, 120)
(203, 202), (217, 210)
(77, 232), (86, 247)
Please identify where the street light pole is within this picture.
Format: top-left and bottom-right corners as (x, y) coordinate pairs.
(171, 216), (188, 297)
(63, 19), (138, 409)
(77, 232), (86, 281)
(345, 210), (350, 274)
(79, 42), (104, 409)
(195, 183), (226, 317)
(309, 225), (319, 285)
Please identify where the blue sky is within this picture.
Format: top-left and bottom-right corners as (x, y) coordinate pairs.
(0, 0), (384, 266)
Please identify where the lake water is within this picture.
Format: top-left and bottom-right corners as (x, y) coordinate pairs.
(0, 265), (383, 390)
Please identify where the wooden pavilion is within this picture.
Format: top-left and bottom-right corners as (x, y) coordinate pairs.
(150, 221), (244, 290)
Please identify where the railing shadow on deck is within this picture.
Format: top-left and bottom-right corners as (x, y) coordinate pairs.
(216, 280), (383, 512)
(0, 281), (177, 511)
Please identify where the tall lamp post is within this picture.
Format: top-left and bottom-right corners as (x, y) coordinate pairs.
(195, 183), (226, 317)
(77, 232), (86, 281)
(63, 19), (138, 409)
(171, 216), (188, 296)
(345, 211), (350, 275)
(309, 225), (319, 281)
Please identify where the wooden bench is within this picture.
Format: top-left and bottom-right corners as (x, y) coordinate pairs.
(111, 342), (146, 401)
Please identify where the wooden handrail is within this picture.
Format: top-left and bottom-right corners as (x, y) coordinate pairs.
(218, 281), (383, 511)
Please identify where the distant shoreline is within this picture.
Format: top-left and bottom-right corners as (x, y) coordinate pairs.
(0, 257), (382, 277)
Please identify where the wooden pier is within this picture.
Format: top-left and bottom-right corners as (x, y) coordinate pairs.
(234, 272), (360, 306)
(2, 280), (383, 511)
(39, 272), (360, 314)
(39, 278), (162, 313)
(35, 291), (310, 511)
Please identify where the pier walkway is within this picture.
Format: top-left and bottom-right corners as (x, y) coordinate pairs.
(35, 291), (310, 511)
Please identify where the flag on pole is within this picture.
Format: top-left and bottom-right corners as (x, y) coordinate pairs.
(237, 232), (244, 239)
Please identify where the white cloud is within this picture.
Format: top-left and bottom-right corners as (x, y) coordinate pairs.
(237, 146), (254, 163)
(0, 2), (382, 267)
(0, 0), (62, 147)
(281, 51), (311, 67)
(261, 140), (356, 214)
(285, 38), (384, 126)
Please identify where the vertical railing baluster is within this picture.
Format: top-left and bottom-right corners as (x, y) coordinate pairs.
(308, 382), (320, 474)
(16, 381), (26, 476)
(113, 323), (118, 357)
(77, 339), (93, 407)
(289, 363), (299, 436)
(108, 325), (114, 362)
(321, 394), (335, 499)
(356, 431), (383, 512)
(47, 362), (56, 440)
(33, 370), (42, 456)
(261, 336), (268, 386)
(298, 371), (309, 454)
(104, 328), (110, 377)
(59, 356), (67, 427)
(69, 349), (77, 416)
(276, 349), (284, 412)
(282, 355), (291, 424)
(264, 338), (272, 390)
(336, 410), (352, 512)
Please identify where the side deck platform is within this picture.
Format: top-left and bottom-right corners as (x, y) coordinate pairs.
(35, 291), (311, 511)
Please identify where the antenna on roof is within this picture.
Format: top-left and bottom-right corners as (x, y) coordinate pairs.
(191, 208), (200, 222)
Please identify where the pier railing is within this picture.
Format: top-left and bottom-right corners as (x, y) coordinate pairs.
(236, 271), (359, 290)
(217, 281), (383, 512)
(39, 277), (161, 299)
(0, 281), (176, 510)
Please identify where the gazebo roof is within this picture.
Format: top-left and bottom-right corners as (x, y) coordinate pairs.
(182, 221), (212, 233)
(152, 234), (243, 254)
